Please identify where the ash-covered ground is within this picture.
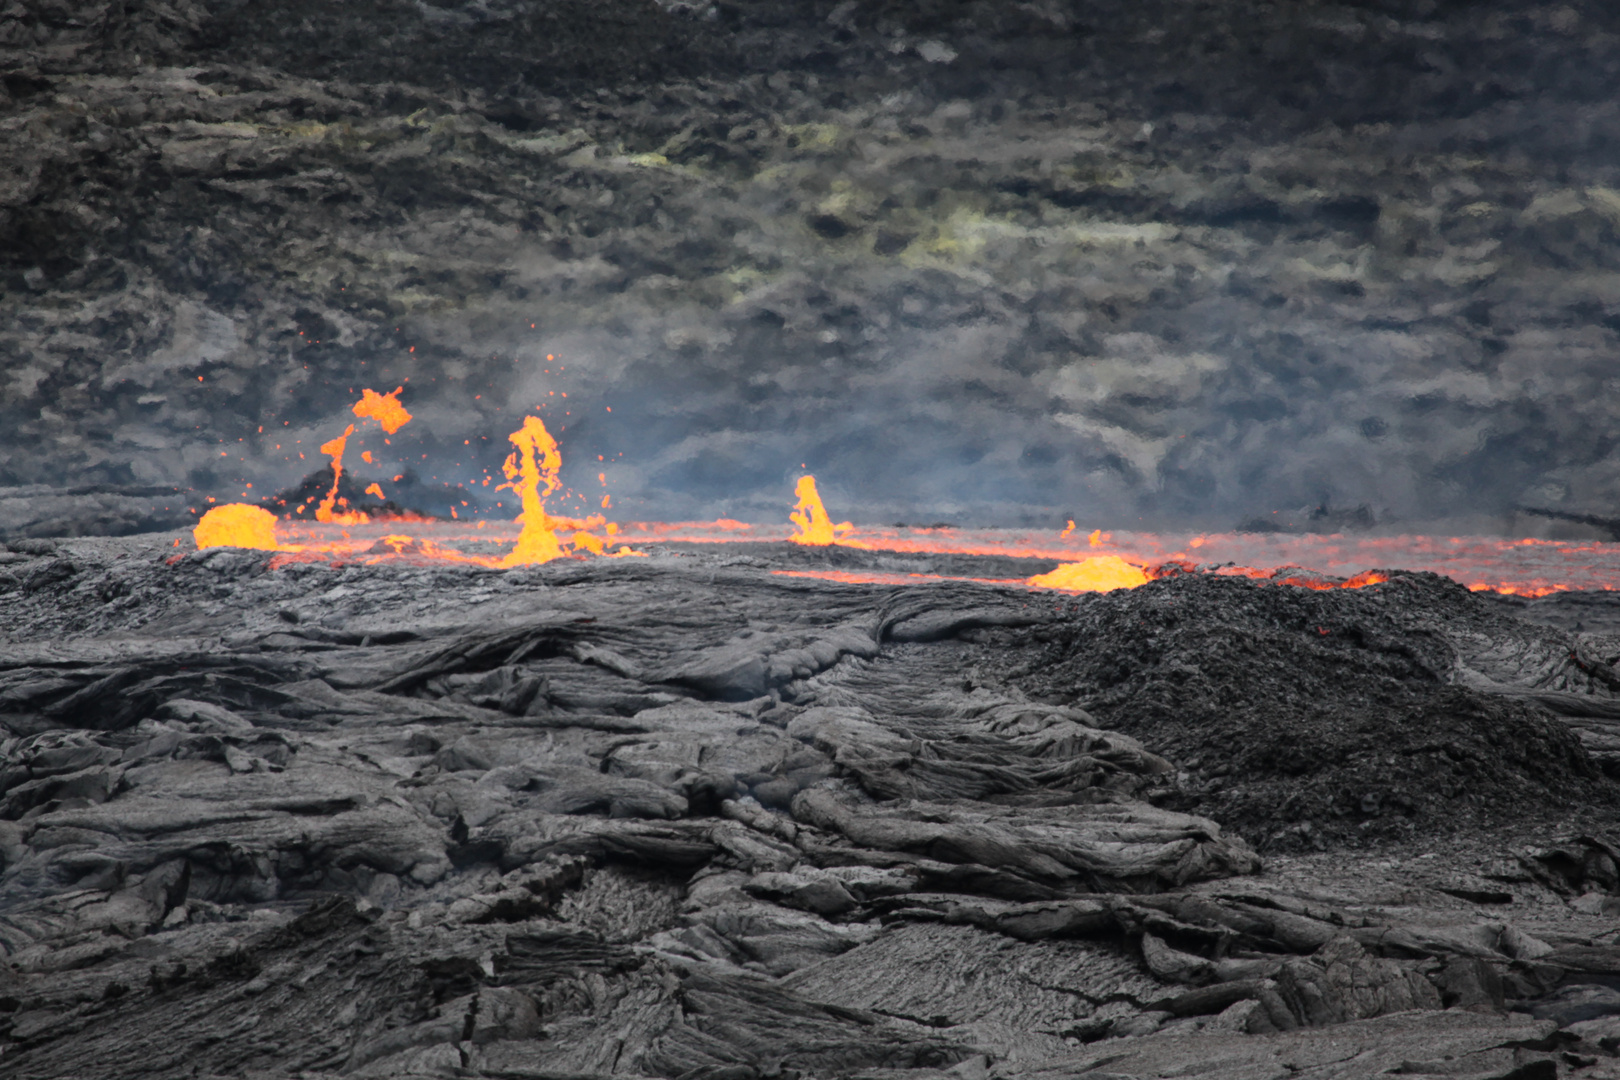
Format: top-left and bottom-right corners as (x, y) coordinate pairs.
(4, 536), (1620, 1077)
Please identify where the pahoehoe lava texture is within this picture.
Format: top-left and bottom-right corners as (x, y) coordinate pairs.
(3, 537), (1620, 1076)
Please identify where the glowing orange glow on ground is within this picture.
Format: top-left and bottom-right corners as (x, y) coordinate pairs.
(1473, 583), (1563, 598)
(1271, 569), (1390, 591)
(194, 503), (279, 551)
(1028, 555), (1150, 592)
(237, 513), (1620, 597)
(773, 568), (1024, 588)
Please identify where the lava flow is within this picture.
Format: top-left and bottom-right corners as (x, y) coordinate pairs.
(189, 388), (1620, 596)
(194, 387), (632, 567)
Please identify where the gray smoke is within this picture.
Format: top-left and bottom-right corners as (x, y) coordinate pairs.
(4, 0), (1620, 538)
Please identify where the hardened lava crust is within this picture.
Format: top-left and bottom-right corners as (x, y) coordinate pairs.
(2, 534), (1620, 1077)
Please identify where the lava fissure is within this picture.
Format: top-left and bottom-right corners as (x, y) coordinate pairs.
(192, 391), (1620, 598)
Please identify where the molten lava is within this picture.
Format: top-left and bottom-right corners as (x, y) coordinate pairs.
(501, 414), (567, 566)
(193, 503), (278, 551)
(184, 382), (1620, 596)
(315, 424), (356, 523)
(441, 412), (639, 566)
(197, 388), (640, 566)
(1027, 555), (1150, 593)
(788, 476), (840, 545)
(352, 386), (412, 434)
(788, 475), (870, 548)
(305, 387), (415, 524)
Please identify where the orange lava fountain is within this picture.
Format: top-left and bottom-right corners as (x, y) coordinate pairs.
(314, 424), (356, 523)
(490, 413), (638, 564)
(193, 388), (638, 565)
(184, 383), (1620, 596)
(789, 475), (871, 548)
(788, 476), (840, 545)
(311, 386), (414, 524)
(500, 415), (567, 566)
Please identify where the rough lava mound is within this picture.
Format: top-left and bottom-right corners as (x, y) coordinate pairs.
(1015, 572), (1619, 849)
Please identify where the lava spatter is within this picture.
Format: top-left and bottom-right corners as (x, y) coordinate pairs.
(309, 386), (413, 524)
(352, 385), (412, 433)
(486, 414), (640, 565)
(187, 393), (1618, 595)
(192, 503), (279, 551)
(314, 424), (358, 524)
(788, 475), (870, 548)
(1027, 555), (1150, 593)
(500, 414), (567, 566)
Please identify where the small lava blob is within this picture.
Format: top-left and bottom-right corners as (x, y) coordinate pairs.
(194, 503), (280, 551)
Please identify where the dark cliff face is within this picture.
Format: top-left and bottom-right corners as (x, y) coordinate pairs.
(5, 0), (1620, 538)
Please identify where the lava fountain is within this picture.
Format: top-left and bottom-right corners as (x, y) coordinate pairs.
(789, 475), (867, 548)
(194, 388), (631, 566)
(187, 386), (1620, 596)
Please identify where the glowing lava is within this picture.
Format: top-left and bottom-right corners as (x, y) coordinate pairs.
(194, 503), (279, 551)
(353, 386), (412, 434)
(489, 412), (635, 564)
(196, 388), (640, 566)
(789, 476), (839, 545)
(315, 424), (357, 523)
(311, 387), (413, 523)
(184, 384), (1620, 596)
(788, 475), (870, 548)
(1027, 555), (1150, 593)
(501, 414), (568, 565)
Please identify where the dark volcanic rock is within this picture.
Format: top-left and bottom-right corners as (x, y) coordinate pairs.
(268, 464), (437, 522)
(0, 537), (1617, 1075)
(1014, 571), (1619, 848)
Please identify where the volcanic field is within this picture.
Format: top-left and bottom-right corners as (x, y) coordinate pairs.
(9, 0), (1620, 1077)
(3, 522), (1620, 1078)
